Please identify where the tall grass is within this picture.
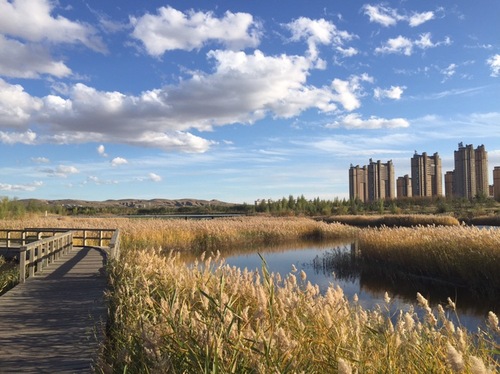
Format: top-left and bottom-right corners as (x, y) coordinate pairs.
(0, 216), (359, 253)
(358, 225), (500, 297)
(321, 214), (460, 227)
(100, 248), (499, 373)
(115, 216), (360, 253)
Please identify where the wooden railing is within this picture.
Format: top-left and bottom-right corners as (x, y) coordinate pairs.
(108, 229), (121, 260)
(0, 228), (121, 283)
(18, 231), (74, 283)
(0, 228), (117, 248)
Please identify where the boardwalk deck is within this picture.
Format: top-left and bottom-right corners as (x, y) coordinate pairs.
(0, 246), (108, 373)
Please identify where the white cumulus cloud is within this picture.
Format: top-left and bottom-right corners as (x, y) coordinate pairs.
(97, 144), (108, 157)
(487, 54), (500, 77)
(331, 74), (373, 111)
(0, 79), (42, 126)
(374, 86), (405, 100)
(0, 129), (37, 144)
(0, 0), (105, 52)
(0, 35), (72, 78)
(285, 17), (356, 60)
(111, 157), (128, 167)
(409, 11), (435, 27)
(148, 173), (162, 182)
(0, 47), (374, 153)
(130, 6), (261, 56)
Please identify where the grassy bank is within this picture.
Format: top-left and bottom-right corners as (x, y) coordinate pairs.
(358, 225), (500, 298)
(320, 214), (460, 227)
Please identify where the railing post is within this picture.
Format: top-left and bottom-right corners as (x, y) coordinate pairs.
(28, 246), (35, 278)
(19, 246), (27, 283)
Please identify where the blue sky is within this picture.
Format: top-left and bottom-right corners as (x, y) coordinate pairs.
(0, 0), (499, 203)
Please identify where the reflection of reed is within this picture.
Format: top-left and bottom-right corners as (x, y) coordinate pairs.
(312, 243), (360, 282)
(180, 238), (351, 263)
(313, 243), (499, 317)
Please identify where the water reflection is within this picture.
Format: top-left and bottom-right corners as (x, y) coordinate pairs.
(222, 240), (498, 332)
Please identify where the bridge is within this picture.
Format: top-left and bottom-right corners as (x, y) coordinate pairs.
(0, 228), (120, 373)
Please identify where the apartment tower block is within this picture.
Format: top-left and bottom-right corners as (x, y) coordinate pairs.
(449, 143), (488, 199)
(349, 159), (395, 202)
(410, 152), (443, 197)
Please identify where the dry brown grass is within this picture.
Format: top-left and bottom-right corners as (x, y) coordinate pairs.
(322, 214), (460, 227)
(358, 225), (500, 296)
(100, 248), (499, 373)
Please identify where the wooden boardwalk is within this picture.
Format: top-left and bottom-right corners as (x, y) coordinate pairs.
(0, 246), (108, 373)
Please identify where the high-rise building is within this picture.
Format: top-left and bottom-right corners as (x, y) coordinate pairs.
(445, 171), (454, 198)
(493, 167), (500, 201)
(450, 143), (488, 198)
(349, 159), (394, 202)
(411, 152), (442, 197)
(475, 145), (489, 196)
(397, 175), (412, 198)
(349, 164), (368, 202)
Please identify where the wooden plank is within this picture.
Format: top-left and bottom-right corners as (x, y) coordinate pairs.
(0, 246), (108, 373)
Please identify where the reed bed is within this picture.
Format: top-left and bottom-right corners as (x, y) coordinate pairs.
(358, 225), (500, 297)
(322, 214), (460, 227)
(114, 216), (360, 253)
(100, 248), (499, 373)
(0, 216), (359, 254)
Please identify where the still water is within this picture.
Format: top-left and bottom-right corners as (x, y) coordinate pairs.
(222, 240), (498, 332)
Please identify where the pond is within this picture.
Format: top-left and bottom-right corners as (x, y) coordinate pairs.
(221, 239), (498, 333)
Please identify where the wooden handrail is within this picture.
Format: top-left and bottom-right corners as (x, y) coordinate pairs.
(108, 229), (121, 260)
(1, 228), (117, 247)
(18, 232), (73, 283)
(0, 228), (121, 283)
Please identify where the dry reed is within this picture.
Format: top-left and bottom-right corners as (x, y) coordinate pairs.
(100, 248), (499, 373)
(322, 214), (460, 227)
(358, 225), (500, 296)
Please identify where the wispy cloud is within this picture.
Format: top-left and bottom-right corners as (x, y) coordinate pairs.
(41, 165), (79, 178)
(327, 113), (410, 129)
(0, 180), (43, 192)
(31, 157), (50, 164)
(375, 33), (451, 56)
(363, 4), (435, 28)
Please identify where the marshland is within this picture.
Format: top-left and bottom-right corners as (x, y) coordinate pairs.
(0, 214), (499, 372)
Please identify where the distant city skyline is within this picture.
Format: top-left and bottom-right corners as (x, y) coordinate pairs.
(350, 142), (496, 201)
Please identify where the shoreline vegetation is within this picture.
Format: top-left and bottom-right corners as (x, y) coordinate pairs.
(318, 214), (460, 227)
(0, 216), (498, 371)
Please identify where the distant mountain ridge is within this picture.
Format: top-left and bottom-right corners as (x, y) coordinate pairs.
(19, 198), (235, 209)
